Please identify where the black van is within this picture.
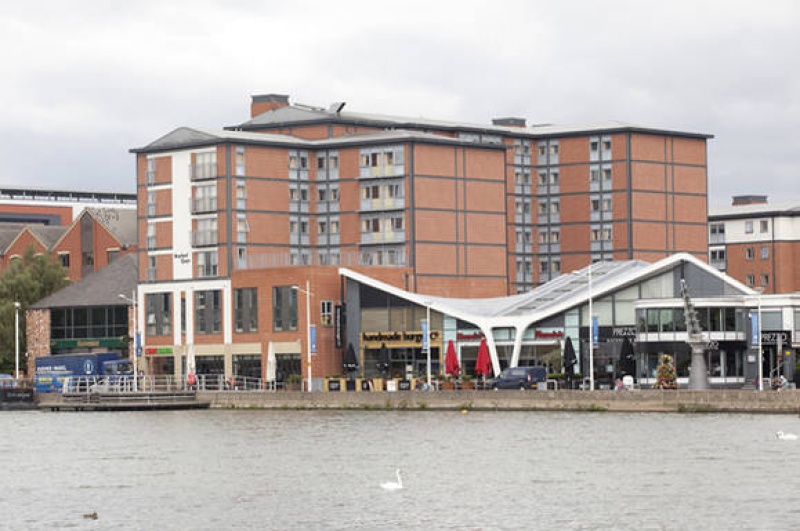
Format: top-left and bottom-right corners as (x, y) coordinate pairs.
(489, 366), (548, 390)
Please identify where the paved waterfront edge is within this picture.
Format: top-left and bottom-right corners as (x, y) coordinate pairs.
(195, 389), (800, 414)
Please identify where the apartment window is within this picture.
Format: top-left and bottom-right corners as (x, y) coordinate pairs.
(237, 247), (246, 269)
(330, 220), (340, 234)
(761, 246), (769, 259)
(318, 189), (328, 202)
(317, 155), (326, 169)
(196, 250), (218, 277)
(539, 260), (549, 274)
(537, 145), (547, 157)
(538, 201), (548, 215)
(391, 216), (404, 231)
(236, 180), (246, 209)
(193, 184), (217, 213)
(550, 171), (559, 186)
(329, 188), (339, 201)
(193, 152), (216, 180)
(551, 231), (560, 243)
(146, 158), (155, 185)
(550, 201), (560, 214)
(318, 221), (328, 234)
(538, 171), (548, 186)
(760, 274), (770, 287)
(107, 249), (119, 263)
(195, 290), (221, 335)
(235, 146), (245, 176)
(745, 247), (754, 260)
(237, 215), (248, 243)
(745, 274), (755, 287)
(234, 288), (258, 333)
(550, 144), (559, 155)
(760, 219), (769, 233)
(602, 168), (612, 181)
(83, 252), (94, 267)
(538, 231), (548, 244)
(147, 256), (157, 282)
(321, 300), (333, 327)
(710, 249), (726, 261)
(194, 218), (218, 246)
(145, 292), (172, 336)
(387, 183), (403, 198)
(516, 171), (531, 185)
(58, 253), (70, 268)
(745, 220), (754, 234)
(272, 286), (298, 332)
(147, 191), (155, 217)
(590, 140), (599, 152)
(602, 140), (611, 151)
(552, 260), (561, 273)
(709, 223), (725, 236)
(147, 223), (156, 249)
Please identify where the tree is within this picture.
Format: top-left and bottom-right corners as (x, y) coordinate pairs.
(0, 245), (71, 373)
(653, 353), (678, 390)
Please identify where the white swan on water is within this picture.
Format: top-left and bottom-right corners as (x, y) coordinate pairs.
(776, 431), (799, 441)
(381, 469), (403, 491)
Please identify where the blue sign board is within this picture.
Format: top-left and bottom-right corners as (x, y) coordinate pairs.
(422, 321), (429, 351)
(750, 313), (759, 346)
(592, 316), (599, 346)
(135, 332), (142, 357)
(310, 325), (317, 353)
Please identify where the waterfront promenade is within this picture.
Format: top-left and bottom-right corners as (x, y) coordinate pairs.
(190, 388), (800, 414)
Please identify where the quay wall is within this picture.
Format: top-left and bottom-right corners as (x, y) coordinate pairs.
(197, 389), (800, 414)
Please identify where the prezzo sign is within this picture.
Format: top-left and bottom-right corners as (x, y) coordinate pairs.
(761, 330), (792, 346)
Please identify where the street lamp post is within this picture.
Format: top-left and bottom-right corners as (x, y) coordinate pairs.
(293, 281), (313, 392)
(588, 262), (595, 391)
(423, 301), (432, 387)
(757, 288), (764, 391)
(119, 292), (139, 391)
(14, 301), (20, 379)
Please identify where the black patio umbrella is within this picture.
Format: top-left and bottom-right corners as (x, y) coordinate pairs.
(619, 337), (635, 377)
(343, 343), (359, 373)
(563, 336), (577, 377)
(378, 342), (390, 375)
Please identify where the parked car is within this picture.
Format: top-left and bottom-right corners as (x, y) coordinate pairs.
(488, 366), (548, 390)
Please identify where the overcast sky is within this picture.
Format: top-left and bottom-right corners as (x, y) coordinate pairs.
(2, 0), (798, 208)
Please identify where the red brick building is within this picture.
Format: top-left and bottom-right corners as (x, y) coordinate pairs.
(0, 188), (137, 282)
(130, 93), (711, 385)
(709, 195), (800, 294)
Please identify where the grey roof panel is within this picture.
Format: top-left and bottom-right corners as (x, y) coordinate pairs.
(31, 254), (137, 309)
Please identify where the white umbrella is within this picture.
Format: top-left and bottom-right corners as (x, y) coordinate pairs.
(266, 341), (277, 385)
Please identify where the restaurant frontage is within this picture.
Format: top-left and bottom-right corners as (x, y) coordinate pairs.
(339, 253), (800, 389)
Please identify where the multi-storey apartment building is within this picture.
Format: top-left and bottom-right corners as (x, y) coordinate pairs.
(708, 195), (800, 294)
(130, 94), (711, 384)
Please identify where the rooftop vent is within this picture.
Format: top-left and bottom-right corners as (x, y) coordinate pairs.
(492, 117), (527, 128)
(732, 195), (768, 206)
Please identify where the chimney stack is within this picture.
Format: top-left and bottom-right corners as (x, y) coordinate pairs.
(250, 94), (290, 117)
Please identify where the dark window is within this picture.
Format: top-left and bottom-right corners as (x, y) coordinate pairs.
(146, 293), (172, 336)
(272, 286), (298, 332)
(234, 288), (258, 333)
(195, 290), (222, 335)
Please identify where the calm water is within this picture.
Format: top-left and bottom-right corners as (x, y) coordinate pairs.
(2, 408), (799, 530)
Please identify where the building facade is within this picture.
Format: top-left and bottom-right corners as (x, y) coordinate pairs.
(129, 94), (712, 385)
(708, 195), (800, 294)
